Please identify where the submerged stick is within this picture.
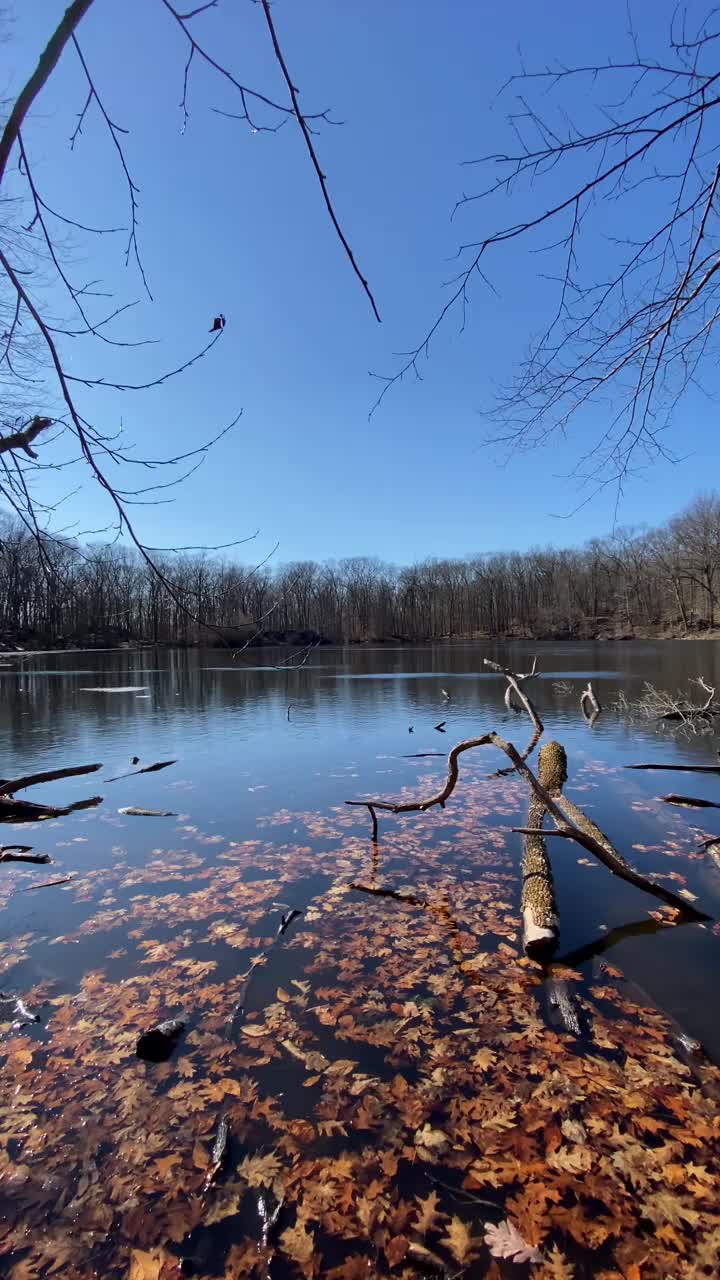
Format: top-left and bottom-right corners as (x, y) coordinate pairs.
(626, 763), (720, 774)
(104, 759), (177, 783)
(204, 1114), (230, 1191)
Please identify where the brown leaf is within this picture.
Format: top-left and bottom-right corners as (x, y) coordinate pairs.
(128, 1250), (168, 1280)
(280, 1220), (316, 1270)
(384, 1234), (409, 1268)
(440, 1215), (478, 1265)
(413, 1189), (444, 1236)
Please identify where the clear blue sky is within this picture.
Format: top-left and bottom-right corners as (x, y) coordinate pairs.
(6, 0), (719, 566)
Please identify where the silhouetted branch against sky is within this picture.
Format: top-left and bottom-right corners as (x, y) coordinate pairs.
(371, 5), (720, 489)
(0, 0), (378, 609)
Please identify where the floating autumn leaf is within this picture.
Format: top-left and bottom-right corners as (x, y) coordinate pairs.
(128, 1249), (170, 1280)
(239, 1151), (284, 1190)
(412, 1189), (444, 1236)
(280, 1219), (317, 1277)
(483, 1218), (543, 1264)
(440, 1215), (480, 1265)
(414, 1124), (449, 1160)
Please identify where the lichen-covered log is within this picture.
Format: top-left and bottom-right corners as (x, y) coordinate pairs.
(521, 741), (563, 961)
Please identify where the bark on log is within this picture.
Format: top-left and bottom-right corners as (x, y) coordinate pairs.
(501, 737), (708, 920)
(521, 741), (562, 961)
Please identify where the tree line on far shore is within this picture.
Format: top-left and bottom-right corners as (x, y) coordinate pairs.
(1, 494), (719, 648)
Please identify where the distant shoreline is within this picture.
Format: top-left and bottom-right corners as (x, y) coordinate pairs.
(2, 628), (720, 657)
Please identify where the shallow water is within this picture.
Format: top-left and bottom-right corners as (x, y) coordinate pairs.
(1, 641), (719, 1277)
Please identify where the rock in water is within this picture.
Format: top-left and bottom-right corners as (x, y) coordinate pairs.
(136, 1017), (185, 1062)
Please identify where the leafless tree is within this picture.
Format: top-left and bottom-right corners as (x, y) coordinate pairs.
(2, 489), (718, 646)
(0, 0), (378, 623)
(373, 4), (720, 494)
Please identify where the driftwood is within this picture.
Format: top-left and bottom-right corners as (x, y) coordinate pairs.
(0, 762), (102, 794)
(204, 1114), (230, 1191)
(118, 806), (176, 817)
(348, 733), (709, 919)
(136, 1017), (185, 1062)
(521, 741), (561, 961)
(580, 681), (601, 723)
(482, 657), (543, 733)
(626, 763), (720, 774)
(660, 794), (720, 810)
(0, 762), (104, 825)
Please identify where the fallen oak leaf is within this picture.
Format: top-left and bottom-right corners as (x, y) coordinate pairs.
(440, 1215), (479, 1265)
(412, 1188), (445, 1235)
(129, 1249), (170, 1280)
(280, 1219), (316, 1272)
(414, 1124), (449, 1161)
(483, 1218), (542, 1264)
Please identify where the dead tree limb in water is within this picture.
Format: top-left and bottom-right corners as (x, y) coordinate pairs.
(0, 848), (50, 864)
(521, 741), (561, 961)
(500, 737), (709, 921)
(661, 794), (720, 810)
(348, 732), (709, 919)
(580, 682), (601, 723)
(626, 763), (720, 775)
(0, 763), (102, 794)
(483, 657), (542, 731)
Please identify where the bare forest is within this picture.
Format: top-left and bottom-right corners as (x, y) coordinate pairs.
(1, 492), (719, 648)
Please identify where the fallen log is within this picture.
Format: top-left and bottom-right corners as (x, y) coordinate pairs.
(660, 794), (720, 810)
(520, 741), (560, 961)
(505, 739), (710, 921)
(348, 733), (710, 919)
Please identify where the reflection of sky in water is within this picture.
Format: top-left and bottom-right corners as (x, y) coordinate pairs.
(0, 640), (719, 1059)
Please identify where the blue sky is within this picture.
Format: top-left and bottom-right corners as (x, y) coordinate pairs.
(6, 0), (720, 566)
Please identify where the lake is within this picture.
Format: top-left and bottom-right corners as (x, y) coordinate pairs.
(1, 641), (719, 1278)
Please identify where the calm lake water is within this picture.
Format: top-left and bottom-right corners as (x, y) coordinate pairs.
(1, 640), (720, 1276)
